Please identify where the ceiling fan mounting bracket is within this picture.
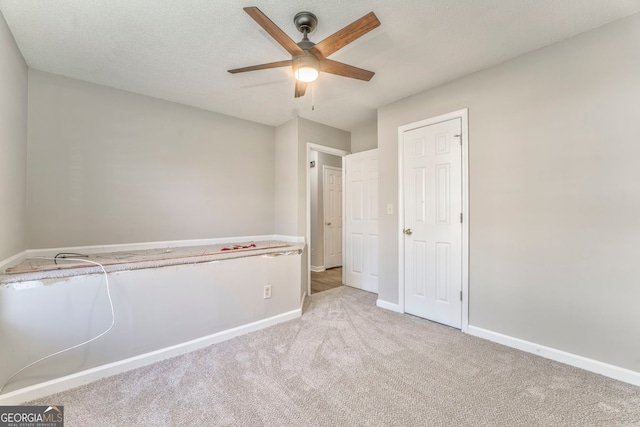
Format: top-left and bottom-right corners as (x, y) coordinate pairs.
(294, 12), (318, 35)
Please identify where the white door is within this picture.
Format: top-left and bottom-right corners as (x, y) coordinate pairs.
(324, 166), (342, 269)
(345, 149), (379, 293)
(403, 118), (462, 328)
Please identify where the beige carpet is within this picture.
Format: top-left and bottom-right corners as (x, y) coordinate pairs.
(30, 286), (640, 426)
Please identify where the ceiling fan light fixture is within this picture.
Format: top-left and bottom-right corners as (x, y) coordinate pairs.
(228, 7), (380, 97)
(293, 55), (319, 82)
(295, 66), (319, 83)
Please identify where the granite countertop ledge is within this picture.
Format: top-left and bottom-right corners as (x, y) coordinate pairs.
(0, 241), (304, 286)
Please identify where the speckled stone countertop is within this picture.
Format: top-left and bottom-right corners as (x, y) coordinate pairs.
(0, 240), (304, 285)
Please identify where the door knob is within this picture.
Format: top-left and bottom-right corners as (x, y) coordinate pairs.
(403, 228), (412, 235)
(326, 222), (332, 226)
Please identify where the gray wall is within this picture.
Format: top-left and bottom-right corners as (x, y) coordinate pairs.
(378, 13), (640, 372)
(297, 118), (350, 236)
(350, 120), (378, 153)
(0, 12), (27, 261)
(309, 151), (319, 265)
(274, 118), (299, 237)
(27, 71), (275, 248)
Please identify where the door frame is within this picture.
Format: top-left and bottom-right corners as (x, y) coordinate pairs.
(323, 165), (342, 269)
(397, 109), (470, 332)
(306, 143), (349, 298)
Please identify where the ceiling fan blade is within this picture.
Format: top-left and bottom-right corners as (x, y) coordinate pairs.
(295, 80), (307, 98)
(320, 59), (375, 81)
(243, 7), (304, 56)
(228, 60), (292, 74)
(310, 12), (380, 58)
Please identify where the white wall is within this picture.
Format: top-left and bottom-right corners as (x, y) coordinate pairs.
(27, 71), (275, 249)
(378, 13), (640, 372)
(350, 120), (378, 153)
(0, 12), (27, 261)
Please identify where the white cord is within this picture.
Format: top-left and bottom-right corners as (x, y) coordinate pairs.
(0, 258), (115, 395)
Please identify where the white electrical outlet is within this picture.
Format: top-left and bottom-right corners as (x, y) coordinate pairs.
(264, 285), (272, 299)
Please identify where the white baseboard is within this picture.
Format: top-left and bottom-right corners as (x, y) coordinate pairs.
(376, 299), (402, 313)
(310, 265), (325, 273)
(468, 326), (640, 387)
(0, 308), (301, 405)
(300, 291), (307, 308)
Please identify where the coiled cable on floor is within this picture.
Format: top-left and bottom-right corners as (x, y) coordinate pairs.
(0, 258), (115, 395)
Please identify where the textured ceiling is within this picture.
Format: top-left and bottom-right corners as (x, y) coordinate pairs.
(1, 0), (639, 131)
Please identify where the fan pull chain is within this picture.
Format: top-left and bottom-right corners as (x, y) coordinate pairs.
(311, 83), (315, 111)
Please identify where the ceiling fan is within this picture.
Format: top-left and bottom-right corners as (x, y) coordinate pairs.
(228, 7), (380, 98)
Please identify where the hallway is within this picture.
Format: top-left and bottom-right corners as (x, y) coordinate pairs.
(311, 267), (342, 294)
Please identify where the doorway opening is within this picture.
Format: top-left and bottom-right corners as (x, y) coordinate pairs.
(311, 267), (343, 294)
(306, 143), (349, 296)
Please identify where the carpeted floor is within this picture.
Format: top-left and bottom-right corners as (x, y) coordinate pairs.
(30, 286), (640, 426)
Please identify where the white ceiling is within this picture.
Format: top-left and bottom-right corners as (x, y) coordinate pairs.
(1, 1), (639, 131)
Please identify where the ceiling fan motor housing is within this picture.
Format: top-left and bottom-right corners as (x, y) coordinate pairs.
(293, 54), (320, 73)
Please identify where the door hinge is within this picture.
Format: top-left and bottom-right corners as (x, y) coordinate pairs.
(454, 134), (462, 145)
(460, 213), (463, 223)
(460, 291), (463, 301)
